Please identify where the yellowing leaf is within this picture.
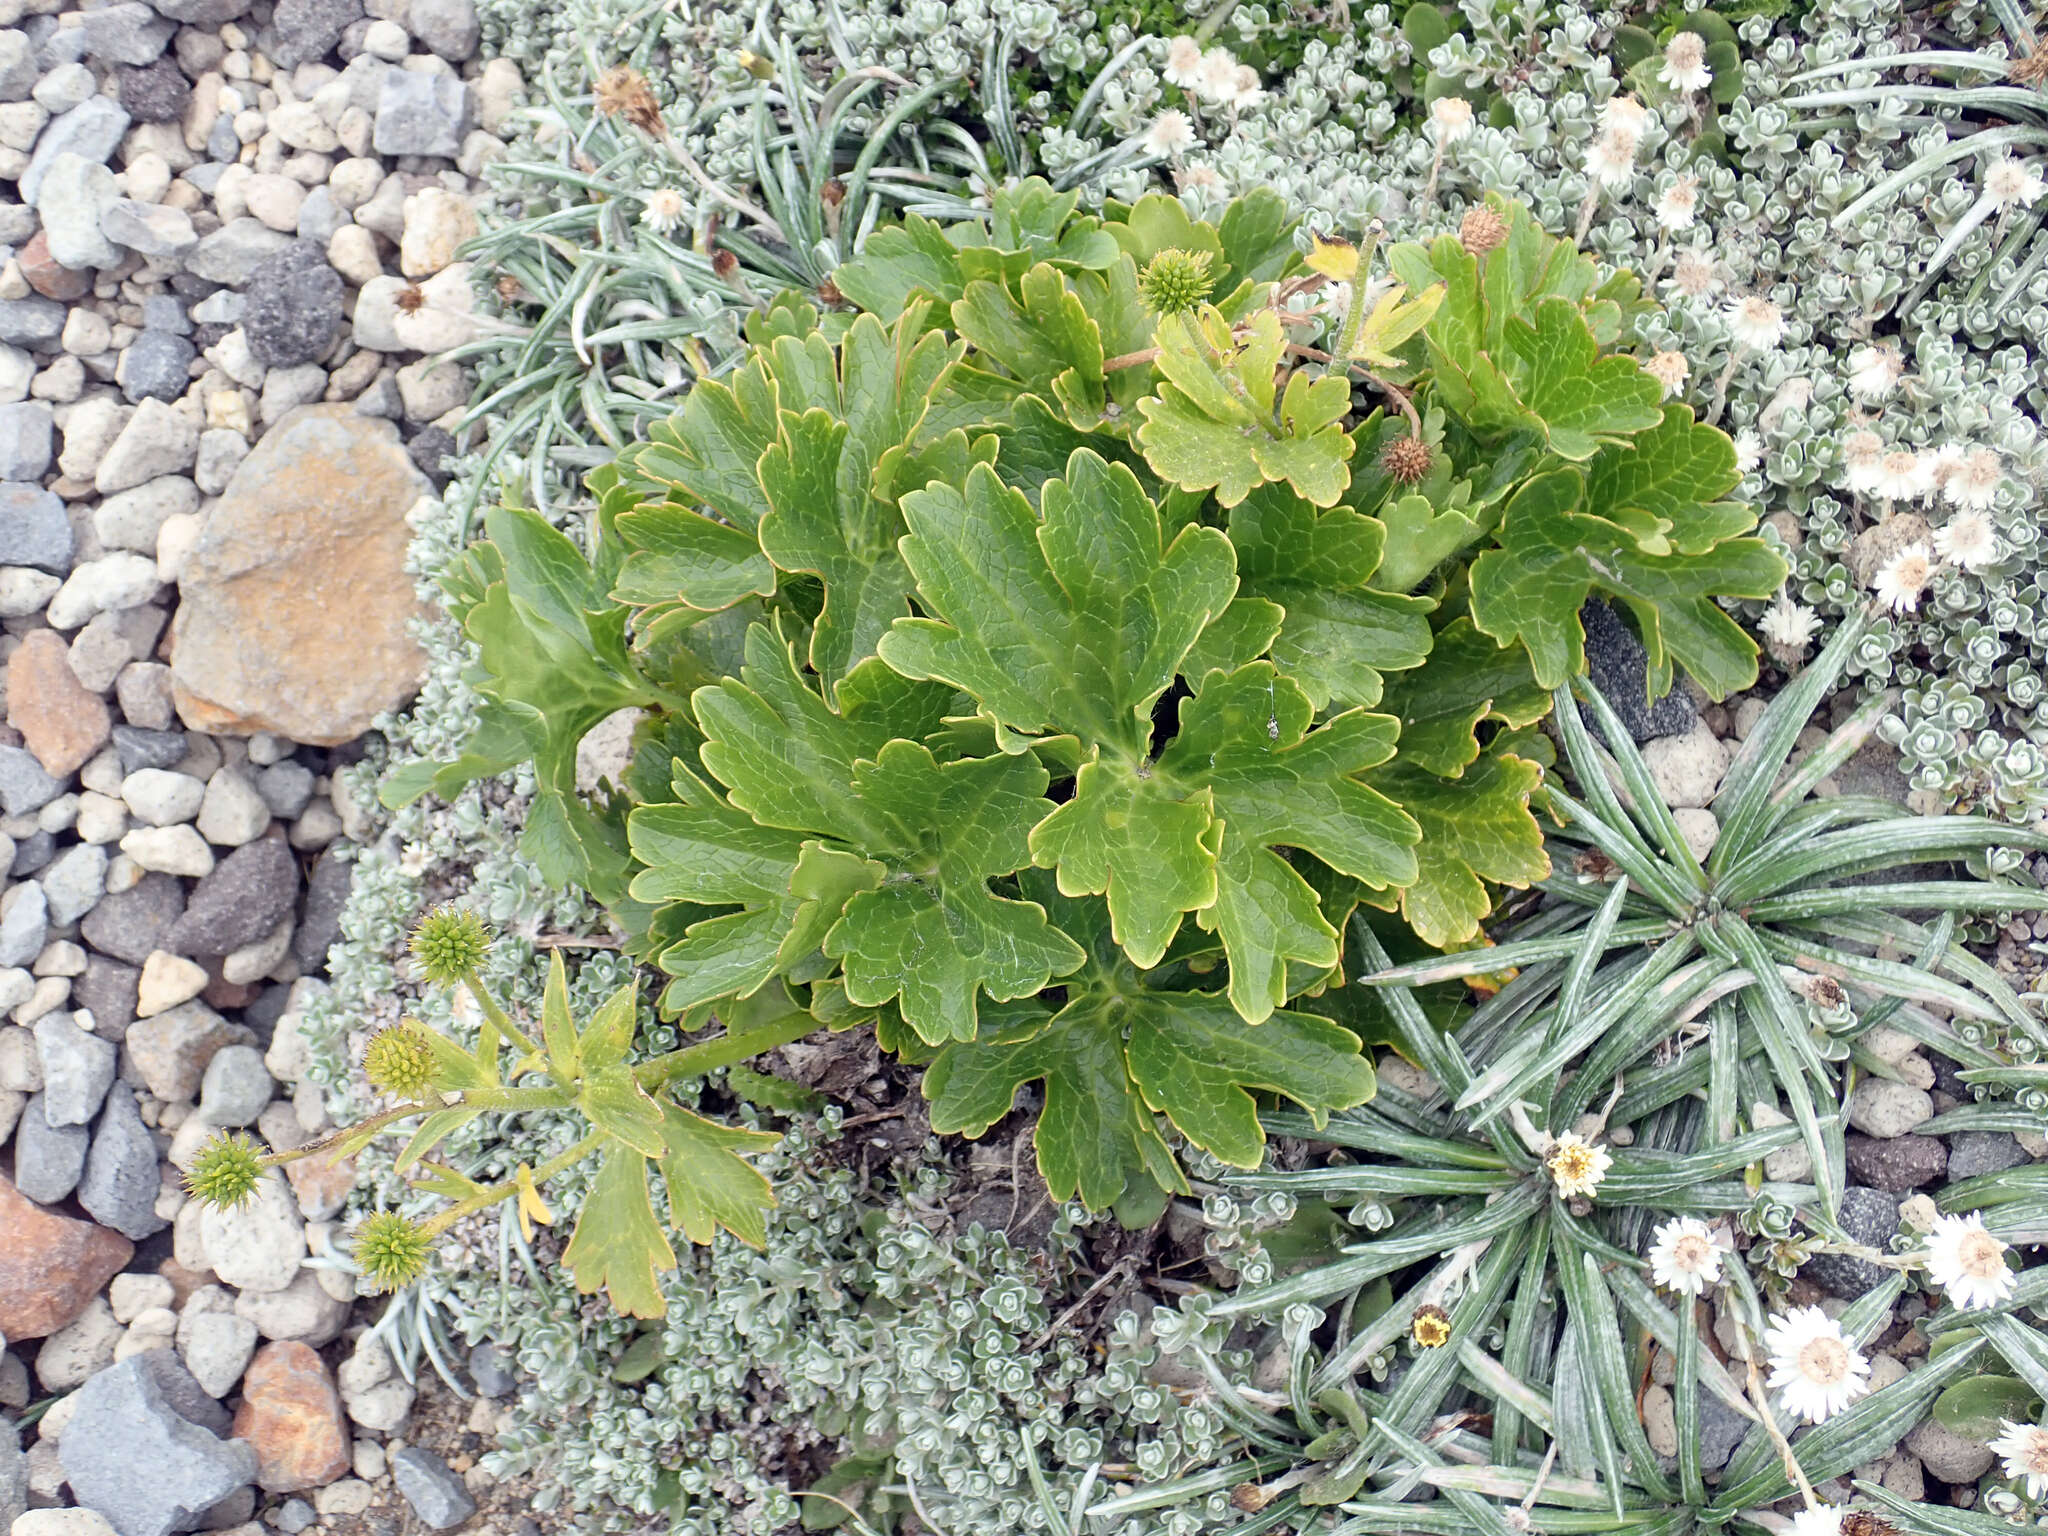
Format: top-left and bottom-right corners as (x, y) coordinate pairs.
(657, 1101), (782, 1248)
(562, 1142), (675, 1319)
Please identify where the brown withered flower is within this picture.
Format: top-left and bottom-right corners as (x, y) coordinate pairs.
(495, 273), (525, 304)
(395, 284), (427, 314)
(1839, 1514), (1899, 1536)
(594, 65), (665, 137)
(1380, 434), (1433, 484)
(1460, 204), (1509, 256)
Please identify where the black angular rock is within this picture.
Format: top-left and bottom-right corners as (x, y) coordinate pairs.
(1580, 599), (1697, 744)
(239, 240), (344, 368)
(117, 55), (190, 122)
(292, 848), (351, 972)
(267, 0), (361, 66)
(165, 834), (299, 956)
(1800, 1186), (1902, 1299)
(81, 871), (187, 965)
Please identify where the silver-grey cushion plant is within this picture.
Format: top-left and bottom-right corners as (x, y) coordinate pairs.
(1106, 602), (2048, 1535)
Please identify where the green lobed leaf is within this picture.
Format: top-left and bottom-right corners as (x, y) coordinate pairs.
(1377, 618), (1550, 778)
(561, 1141), (676, 1319)
(1367, 748), (1550, 947)
(657, 1100), (781, 1248)
(1135, 307), (1355, 508)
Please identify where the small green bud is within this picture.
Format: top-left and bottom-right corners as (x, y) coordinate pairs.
(1139, 248), (1215, 315)
(410, 906), (491, 985)
(363, 1024), (440, 1099)
(353, 1212), (433, 1292)
(185, 1132), (266, 1210)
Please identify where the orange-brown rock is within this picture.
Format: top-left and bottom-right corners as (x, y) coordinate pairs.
(282, 1148), (353, 1221)
(169, 404), (429, 745)
(19, 230), (90, 301)
(230, 1340), (351, 1491)
(7, 628), (112, 776)
(0, 1170), (134, 1339)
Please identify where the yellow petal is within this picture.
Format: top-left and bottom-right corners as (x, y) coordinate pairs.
(1306, 235), (1360, 282)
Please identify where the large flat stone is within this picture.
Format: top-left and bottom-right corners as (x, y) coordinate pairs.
(169, 405), (427, 744)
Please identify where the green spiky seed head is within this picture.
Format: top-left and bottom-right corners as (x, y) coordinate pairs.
(1139, 249), (1215, 315)
(185, 1132), (265, 1210)
(410, 906), (491, 985)
(363, 1024), (439, 1099)
(353, 1212), (433, 1292)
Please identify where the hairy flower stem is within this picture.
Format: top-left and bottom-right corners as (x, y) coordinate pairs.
(1738, 1326), (1819, 1507)
(635, 1011), (822, 1090)
(1421, 140), (1448, 209)
(1573, 185), (1602, 245)
(464, 970), (542, 1061)
(1706, 345), (1750, 425)
(1329, 226), (1384, 364)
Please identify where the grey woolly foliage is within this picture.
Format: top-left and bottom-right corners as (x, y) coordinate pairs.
(429, 1118), (1244, 1535)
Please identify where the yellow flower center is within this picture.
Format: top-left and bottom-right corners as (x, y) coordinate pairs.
(1671, 1233), (1714, 1271)
(1411, 1307), (1452, 1348)
(1550, 1145), (1596, 1182)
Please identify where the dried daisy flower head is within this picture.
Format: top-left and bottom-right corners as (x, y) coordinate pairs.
(1922, 1211), (2016, 1311)
(1546, 1130), (1611, 1198)
(1845, 342), (1903, 404)
(1143, 110), (1197, 158)
(1934, 511), (2000, 573)
(1764, 1305), (1871, 1423)
(1760, 592), (1821, 664)
(1655, 174), (1699, 232)
(1162, 34), (1203, 90)
(1788, 1510), (1845, 1536)
(1643, 349), (1689, 398)
(1647, 1215), (1725, 1296)
(1724, 293), (1784, 351)
(1660, 32), (1713, 94)
(594, 65), (664, 136)
(1430, 95), (1474, 142)
(1410, 1304), (1453, 1348)
(1872, 543), (1933, 615)
(1991, 1419), (2048, 1498)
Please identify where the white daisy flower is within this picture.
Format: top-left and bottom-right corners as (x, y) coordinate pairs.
(1787, 1509), (1844, 1536)
(1227, 63), (1265, 111)
(1945, 446), (2005, 509)
(1841, 429), (1887, 494)
(1601, 94), (1651, 136)
(1845, 342), (1903, 403)
(1985, 156), (2047, 211)
(1934, 511), (2001, 573)
(1666, 248), (1722, 299)
(1659, 32), (1713, 94)
(1648, 1216), (1725, 1295)
(1873, 544), (1934, 614)
(1873, 448), (1932, 502)
(1655, 174), (1700, 231)
(1546, 1130), (1612, 1198)
(1177, 163), (1223, 194)
(1922, 1211), (2016, 1310)
(1733, 429), (1763, 475)
(1142, 110), (1197, 157)
(1162, 35), (1204, 89)
(639, 187), (687, 234)
(1643, 350), (1689, 398)
(1587, 127), (1640, 190)
(1763, 1305), (1871, 1424)
(1195, 46), (1240, 105)
(1431, 95), (1475, 142)
(1724, 294), (1784, 351)
(1760, 593), (1821, 660)
(1990, 1419), (2048, 1499)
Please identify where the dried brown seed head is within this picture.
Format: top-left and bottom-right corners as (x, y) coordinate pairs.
(1380, 434), (1433, 484)
(595, 65), (665, 137)
(1460, 204), (1509, 255)
(816, 278), (843, 306)
(395, 284), (427, 313)
(710, 249), (737, 279)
